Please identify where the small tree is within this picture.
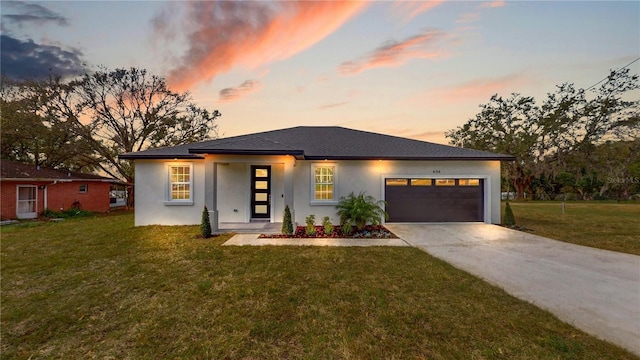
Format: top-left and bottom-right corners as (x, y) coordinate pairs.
(322, 216), (333, 235)
(503, 202), (516, 227)
(305, 214), (316, 236)
(201, 206), (212, 238)
(340, 218), (353, 236)
(282, 205), (293, 235)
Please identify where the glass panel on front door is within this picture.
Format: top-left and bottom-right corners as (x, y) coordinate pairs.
(251, 165), (271, 219)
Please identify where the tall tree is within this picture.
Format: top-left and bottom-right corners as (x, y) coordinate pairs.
(446, 68), (639, 200)
(2, 68), (221, 206)
(0, 76), (95, 171)
(445, 93), (541, 199)
(75, 67), (221, 184)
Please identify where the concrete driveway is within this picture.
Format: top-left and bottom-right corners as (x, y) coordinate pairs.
(385, 223), (640, 356)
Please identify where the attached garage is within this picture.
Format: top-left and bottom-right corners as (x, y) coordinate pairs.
(385, 178), (484, 222)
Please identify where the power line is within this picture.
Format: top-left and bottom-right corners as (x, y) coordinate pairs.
(584, 57), (640, 91)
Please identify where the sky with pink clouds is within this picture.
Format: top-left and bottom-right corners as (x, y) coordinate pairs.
(1, 0), (639, 144)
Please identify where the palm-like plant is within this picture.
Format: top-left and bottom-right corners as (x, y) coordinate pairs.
(335, 192), (387, 231)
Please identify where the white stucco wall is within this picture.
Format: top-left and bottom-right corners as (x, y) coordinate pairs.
(133, 156), (502, 226)
(217, 163), (248, 222)
(134, 159), (206, 226)
(292, 160), (502, 225)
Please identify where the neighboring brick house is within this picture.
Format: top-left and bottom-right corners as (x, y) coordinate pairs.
(1, 160), (118, 220)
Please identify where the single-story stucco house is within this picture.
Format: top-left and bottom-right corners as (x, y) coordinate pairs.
(119, 126), (514, 229)
(1, 160), (118, 220)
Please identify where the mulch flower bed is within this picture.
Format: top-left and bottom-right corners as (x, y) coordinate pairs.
(259, 225), (397, 239)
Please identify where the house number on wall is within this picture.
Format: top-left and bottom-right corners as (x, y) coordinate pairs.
(432, 170), (441, 174)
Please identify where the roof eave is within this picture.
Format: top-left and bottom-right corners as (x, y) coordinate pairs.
(0, 177), (116, 182)
(118, 154), (204, 160)
(303, 155), (517, 161)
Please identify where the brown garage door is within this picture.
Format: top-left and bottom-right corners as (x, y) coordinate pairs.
(385, 178), (484, 222)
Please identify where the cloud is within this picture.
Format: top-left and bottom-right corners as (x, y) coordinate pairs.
(338, 29), (447, 75)
(318, 101), (348, 110)
(400, 130), (447, 144)
(154, 1), (368, 91)
(422, 73), (529, 104)
(1, 1), (68, 27)
(393, 0), (444, 20)
(456, 13), (480, 24)
(218, 80), (262, 103)
(480, 1), (506, 9)
(0, 35), (84, 79)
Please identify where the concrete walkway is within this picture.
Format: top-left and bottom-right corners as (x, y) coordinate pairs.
(222, 233), (409, 247)
(385, 223), (640, 356)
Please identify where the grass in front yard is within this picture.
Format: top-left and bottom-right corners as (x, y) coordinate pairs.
(505, 201), (640, 255)
(2, 213), (636, 359)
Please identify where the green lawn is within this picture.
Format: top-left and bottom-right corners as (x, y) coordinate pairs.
(505, 201), (640, 255)
(1, 213), (637, 359)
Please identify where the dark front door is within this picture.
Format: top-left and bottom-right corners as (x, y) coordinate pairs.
(251, 165), (271, 219)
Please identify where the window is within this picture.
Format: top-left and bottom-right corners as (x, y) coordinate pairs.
(79, 184), (88, 193)
(459, 179), (480, 186)
(311, 164), (336, 202)
(410, 179), (432, 186)
(386, 178), (408, 186)
(435, 179), (455, 186)
(16, 186), (37, 219)
(166, 163), (193, 205)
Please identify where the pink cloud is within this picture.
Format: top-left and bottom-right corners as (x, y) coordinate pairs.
(393, 0), (444, 20)
(422, 73), (529, 104)
(480, 1), (507, 8)
(456, 12), (480, 24)
(338, 29), (447, 75)
(154, 1), (368, 91)
(218, 80), (262, 103)
(318, 101), (348, 110)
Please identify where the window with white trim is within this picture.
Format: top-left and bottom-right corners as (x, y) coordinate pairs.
(167, 163), (193, 204)
(79, 184), (88, 193)
(311, 164), (336, 202)
(17, 185), (37, 218)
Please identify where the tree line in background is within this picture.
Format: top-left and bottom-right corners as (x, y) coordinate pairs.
(2, 65), (638, 205)
(447, 69), (640, 201)
(1, 67), (221, 205)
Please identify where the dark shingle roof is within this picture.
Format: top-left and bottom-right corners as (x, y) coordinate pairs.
(119, 126), (515, 161)
(1, 160), (115, 181)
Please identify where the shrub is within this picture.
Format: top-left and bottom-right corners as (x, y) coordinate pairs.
(305, 214), (316, 236)
(322, 216), (333, 235)
(201, 206), (212, 238)
(282, 205), (294, 235)
(503, 202), (516, 226)
(340, 221), (353, 236)
(336, 191), (387, 230)
(70, 200), (83, 210)
(41, 207), (92, 219)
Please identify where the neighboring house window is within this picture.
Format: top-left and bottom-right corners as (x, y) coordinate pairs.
(79, 184), (88, 193)
(166, 163), (193, 205)
(311, 164), (337, 203)
(16, 185), (37, 219)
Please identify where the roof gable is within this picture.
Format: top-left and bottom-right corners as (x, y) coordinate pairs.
(120, 126), (515, 161)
